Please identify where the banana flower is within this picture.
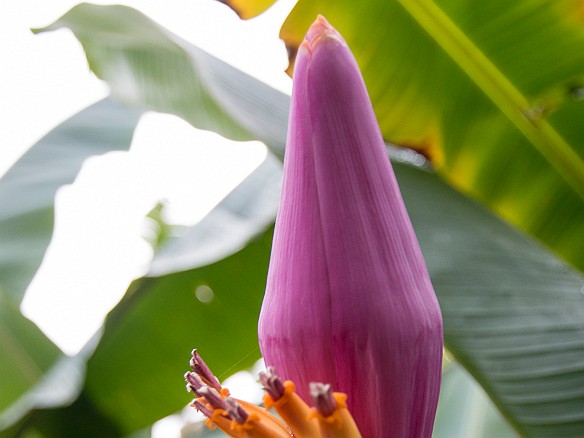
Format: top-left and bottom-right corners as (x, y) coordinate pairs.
(185, 350), (361, 437)
(258, 16), (443, 438)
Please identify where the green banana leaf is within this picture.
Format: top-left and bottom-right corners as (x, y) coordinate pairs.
(240, 0), (584, 276)
(10, 228), (274, 437)
(0, 98), (142, 301)
(33, 3), (289, 159)
(0, 98), (140, 430)
(0, 6), (286, 423)
(83, 228), (274, 433)
(0, 102), (281, 432)
(0, 290), (60, 419)
(398, 162), (584, 437)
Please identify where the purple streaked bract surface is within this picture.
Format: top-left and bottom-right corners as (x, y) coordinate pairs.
(258, 16), (443, 438)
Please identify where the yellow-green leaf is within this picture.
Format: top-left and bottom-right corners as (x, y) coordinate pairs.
(281, 0), (584, 273)
(217, 0), (275, 19)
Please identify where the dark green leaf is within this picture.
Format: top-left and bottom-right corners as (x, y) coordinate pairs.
(82, 228), (274, 432)
(7, 391), (122, 438)
(0, 291), (60, 419)
(396, 163), (584, 437)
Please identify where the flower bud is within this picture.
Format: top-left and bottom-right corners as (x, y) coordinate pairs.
(258, 16), (443, 437)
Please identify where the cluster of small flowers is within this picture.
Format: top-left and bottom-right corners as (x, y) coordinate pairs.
(185, 349), (362, 438)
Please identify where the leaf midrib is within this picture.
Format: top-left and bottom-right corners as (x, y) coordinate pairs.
(396, 0), (584, 200)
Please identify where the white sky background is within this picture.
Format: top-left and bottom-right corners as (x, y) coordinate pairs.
(2, 0), (295, 356)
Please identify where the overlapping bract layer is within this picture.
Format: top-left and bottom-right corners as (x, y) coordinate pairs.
(258, 16), (443, 437)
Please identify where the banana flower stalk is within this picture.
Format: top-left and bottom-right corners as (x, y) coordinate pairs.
(258, 16), (443, 438)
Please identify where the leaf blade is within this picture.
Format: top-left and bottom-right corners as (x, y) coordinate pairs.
(396, 0), (584, 198)
(396, 163), (584, 437)
(0, 292), (60, 417)
(35, 3), (289, 158)
(0, 98), (142, 301)
(83, 228), (274, 432)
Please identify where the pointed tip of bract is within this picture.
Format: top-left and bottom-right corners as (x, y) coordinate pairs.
(301, 15), (346, 54)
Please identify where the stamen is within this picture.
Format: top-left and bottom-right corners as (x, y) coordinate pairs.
(198, 386), (228, 411)
(187, 351), (346, 437)
(225, 397), (249, 424)
(309, 391), (363, 438)
(310, 382), (336, 417)
(184, 371), (205, 396)
(263, 376), (321, 437)
(190, 349), (222, 391)
(237, 399), (294, 436)
(192, 398), (213, 419)
(193, 397), (237, 436)
(259, 366), (286, 400)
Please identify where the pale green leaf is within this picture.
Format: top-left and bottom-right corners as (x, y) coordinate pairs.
(35, 3), (289, 159)
(0, 98), (142, 301)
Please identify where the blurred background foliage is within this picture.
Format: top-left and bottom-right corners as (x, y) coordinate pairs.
(1, 1), (584, 437)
